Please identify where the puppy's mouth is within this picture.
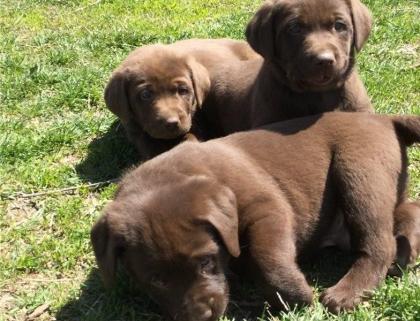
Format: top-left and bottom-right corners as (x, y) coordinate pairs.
(144, 122), (191, 140)
(295, 68), (348, 92)
(290, 58), (350, 92)
(147, 128), (190, 140)
(302, 73), (333, 88)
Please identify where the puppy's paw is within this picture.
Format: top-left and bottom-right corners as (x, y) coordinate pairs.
(265, 282), (313, 311)
(387, 262), (403, 277)
(320, 285), (360, 314)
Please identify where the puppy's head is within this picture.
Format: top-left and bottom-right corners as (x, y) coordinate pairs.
(246, 0), (372, 92)
(105, 46), (210, 139)
(91, 175), (240, 321)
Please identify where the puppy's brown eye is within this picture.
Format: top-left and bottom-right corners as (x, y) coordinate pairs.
(334, 21), (347, 32)
(199, 256), (216, 275)
(139, 89), (153, 101)
(177, 86), (190, 96)
(287, 22), (302, 35)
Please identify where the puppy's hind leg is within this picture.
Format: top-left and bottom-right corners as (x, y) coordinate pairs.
(320, 158), (397, 313)
(245, 197), (313, 310)
(388, 201), (420, 276)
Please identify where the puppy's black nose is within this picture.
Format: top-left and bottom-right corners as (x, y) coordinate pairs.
(314, 52), (335, 66)
(165, 117), (180, 130)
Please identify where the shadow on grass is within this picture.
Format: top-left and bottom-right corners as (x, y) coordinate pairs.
(55, 249), (356, 321)
(55, 268), (162, 321)
(75, 121), (140, 183)
(54, 268), (268, 321)
(301, 248), (357, 289)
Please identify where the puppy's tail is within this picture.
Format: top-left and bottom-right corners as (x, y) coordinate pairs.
(392, 115), (420, 146)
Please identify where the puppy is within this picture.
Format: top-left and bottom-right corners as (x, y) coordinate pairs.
(92, 112), (420, 320)
(104, 39), (258, 159)
(201, 0), (373, 136)
(201, 1), (420, 263)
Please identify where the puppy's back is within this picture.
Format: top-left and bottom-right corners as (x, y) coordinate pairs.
(171, 38), (260, 62)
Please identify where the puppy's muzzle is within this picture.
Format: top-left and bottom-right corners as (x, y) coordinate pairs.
(144, 114), (190, 139)
(298, 50), (343, 89)
(177, 296), (218, 321)
(164, 117), (182, 131)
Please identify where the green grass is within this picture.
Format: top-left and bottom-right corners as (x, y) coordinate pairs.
(0, 0), (419, 320)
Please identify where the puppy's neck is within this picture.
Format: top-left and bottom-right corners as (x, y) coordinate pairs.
(249, 60), (360, 126)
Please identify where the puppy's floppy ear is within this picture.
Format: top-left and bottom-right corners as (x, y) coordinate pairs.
(206, 185), (240, 258)
(91, 212), (125, 288)
(104, 69), (132, 123)
(348, 0), (373, 51)
(187, 58), (210, 109)
(245, 0), (277, 60)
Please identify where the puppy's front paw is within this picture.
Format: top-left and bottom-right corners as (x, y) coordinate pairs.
(264, 280), (313, 311)
(320, 284), (360, 314)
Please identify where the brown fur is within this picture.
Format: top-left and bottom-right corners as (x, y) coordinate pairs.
(388, 201), (420, 276)
(92, 113), (420, 320)
(196, 1), (420, 265)
(104, 39), (259, 159)
(104, 0), (373, 148)
(199, 0), (373, 137)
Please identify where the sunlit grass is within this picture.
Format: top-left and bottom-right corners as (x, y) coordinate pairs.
(0, 0), (418, 320)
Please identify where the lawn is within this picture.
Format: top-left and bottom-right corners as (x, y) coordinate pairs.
(0, 0), (419, 320)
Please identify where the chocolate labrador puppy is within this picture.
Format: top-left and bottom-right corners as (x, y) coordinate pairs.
(104, 39), (258, 159)
(201, 0), (373, 136)
(92, 112), (420, 320)
(202, 0), (419, 266)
